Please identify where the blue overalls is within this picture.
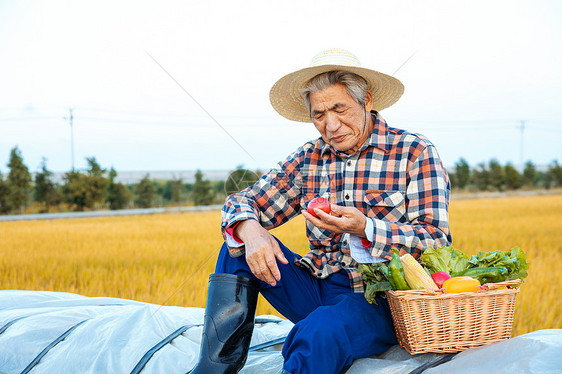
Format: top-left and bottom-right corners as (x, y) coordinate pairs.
(215, 237), (398, 374)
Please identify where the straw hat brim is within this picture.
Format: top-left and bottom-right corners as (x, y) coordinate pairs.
(269, 64), (404, 123)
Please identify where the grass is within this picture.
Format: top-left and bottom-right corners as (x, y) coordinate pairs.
(1, 194), (560, 336)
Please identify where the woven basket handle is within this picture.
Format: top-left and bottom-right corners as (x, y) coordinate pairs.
(390, 279), (522, 295)
(392, 288), (445, 296)
(388, 279), (522, 296)
(479, 278), (522, 290)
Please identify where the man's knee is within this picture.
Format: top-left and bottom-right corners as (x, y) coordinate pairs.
(214, 242), (254, 278)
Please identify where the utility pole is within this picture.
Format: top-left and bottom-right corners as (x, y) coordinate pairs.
(519, 120), (526, 169)
(64, 108), (75, 170)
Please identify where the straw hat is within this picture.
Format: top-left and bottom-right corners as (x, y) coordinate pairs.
(269, 48), (405, 123)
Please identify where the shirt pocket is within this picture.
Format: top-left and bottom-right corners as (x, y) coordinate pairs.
(301, 169), (331, 201)
(363, 190), (406, 221)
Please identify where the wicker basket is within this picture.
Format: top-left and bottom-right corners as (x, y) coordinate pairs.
(385, 279), (521, 355)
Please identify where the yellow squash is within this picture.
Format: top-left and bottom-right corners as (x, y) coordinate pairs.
(442, 276), (481, 293)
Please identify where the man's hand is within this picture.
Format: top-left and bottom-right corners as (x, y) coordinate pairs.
(302, 204), (368, 237)
(235, 219), (289, 286)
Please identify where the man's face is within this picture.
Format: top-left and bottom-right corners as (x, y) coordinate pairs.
(309, 83), (373, 154)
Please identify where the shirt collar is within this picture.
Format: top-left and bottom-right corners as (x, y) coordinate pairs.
(319, 111), (391, 157)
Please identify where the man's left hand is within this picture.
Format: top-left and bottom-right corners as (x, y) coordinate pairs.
(302, 204), (367, 238)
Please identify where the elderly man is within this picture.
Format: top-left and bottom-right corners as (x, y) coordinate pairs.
(190, 49), (452, 374)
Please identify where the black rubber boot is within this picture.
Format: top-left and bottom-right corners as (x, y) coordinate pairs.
(190, 273), (260, 374)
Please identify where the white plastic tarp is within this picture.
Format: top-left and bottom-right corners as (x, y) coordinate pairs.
(0, 291), (290, 374)
(0, 291), (560, 374)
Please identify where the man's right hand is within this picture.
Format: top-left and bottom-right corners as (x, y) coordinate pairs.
(235, 219), (289, 286)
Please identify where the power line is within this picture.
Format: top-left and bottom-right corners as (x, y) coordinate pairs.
(532, 123), (562, 132)
(77, 106), (202, 119)
(1, 110), (562, 135)
(0, 114), (288, 128)
(532, 120), (562, 126)
(0, 116), (61, 121)
(393, 118), (518, 125)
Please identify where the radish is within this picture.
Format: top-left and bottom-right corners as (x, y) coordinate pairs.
(431, 271), (452, 288)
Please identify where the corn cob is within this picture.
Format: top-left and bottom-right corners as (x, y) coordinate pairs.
(400, 253), (438, 290)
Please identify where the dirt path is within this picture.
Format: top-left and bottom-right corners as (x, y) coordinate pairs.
(451, 188), (562, 201)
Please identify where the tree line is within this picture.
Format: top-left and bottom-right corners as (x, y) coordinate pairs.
(1, 146), (561, 215)
(448, 158), (562, 191)
(0, 146), (261, 215)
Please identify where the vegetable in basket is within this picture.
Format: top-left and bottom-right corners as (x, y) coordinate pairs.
(357, 262), (392, 305)
(359, 245), (529, 304)
(421, 245), (529, 283)
(468, 247), (529, 281)
(400, 254), (438, 290)
(430, 271), (451, 288)
(460, 266), (508, 284)
(442, 276), (480, 293)
(388, 248), (410, 291)
(419, 246), (469, 275)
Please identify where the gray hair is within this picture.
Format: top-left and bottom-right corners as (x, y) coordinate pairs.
(300, 71), (369, 116)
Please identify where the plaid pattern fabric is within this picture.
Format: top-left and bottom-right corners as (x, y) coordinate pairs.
(221, 112), (452, 293)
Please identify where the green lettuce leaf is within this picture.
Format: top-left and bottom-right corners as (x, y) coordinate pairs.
(467, 247), (529, 282)
(503, 247), (529, 281)
(449, 248), (470, 275)
(420, 246), (469, 275)
(420, 247), (449, 273)
(468, 250), (503, 267)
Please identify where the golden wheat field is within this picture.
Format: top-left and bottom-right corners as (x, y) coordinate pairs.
(1, 194), (561, 336)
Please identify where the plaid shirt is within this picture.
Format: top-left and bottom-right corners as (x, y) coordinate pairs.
(221, 112), (452, 293)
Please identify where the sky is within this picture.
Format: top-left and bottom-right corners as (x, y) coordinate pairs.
(0, 0), (561, 175)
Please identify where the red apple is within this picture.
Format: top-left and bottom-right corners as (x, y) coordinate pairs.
(431, 271), (452, 288)
(307, 197), (331, 218)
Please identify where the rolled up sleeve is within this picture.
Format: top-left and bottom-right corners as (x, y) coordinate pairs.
(220, 147), (306, 257)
